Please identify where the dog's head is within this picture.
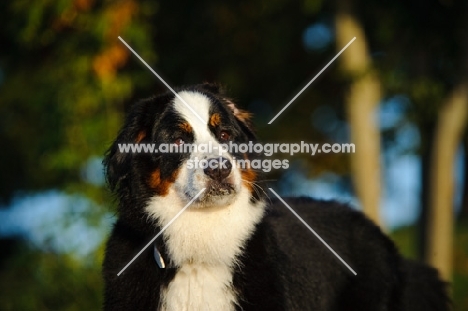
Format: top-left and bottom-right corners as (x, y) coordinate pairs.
(104, 83), (267, 265)
(104, 83), (263, 212)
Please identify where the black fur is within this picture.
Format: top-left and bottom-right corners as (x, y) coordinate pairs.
(103, 84), (450, 310)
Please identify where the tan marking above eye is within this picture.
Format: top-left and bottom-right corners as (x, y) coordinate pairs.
(179, 122), (193, 133)
(241, 168), (256, 192)
(136, 131), (146, 143)
(209, 113), (221, 127)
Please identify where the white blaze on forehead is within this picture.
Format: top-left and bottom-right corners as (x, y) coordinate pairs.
(170, 90), (237, 200)
(172, 91), (214, 142)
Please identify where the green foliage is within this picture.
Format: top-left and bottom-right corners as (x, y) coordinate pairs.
(0, 0), (156, 199)
(0, 243), (104, 310)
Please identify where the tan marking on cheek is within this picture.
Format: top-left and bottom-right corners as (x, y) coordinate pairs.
(240, 152), (257, 192)
(209, 113), (221, 127)
(136, 131), (146, 143)
(149, 168), (180, 196)
(179, 122), (192, 133)
(241, 167), (256, 192)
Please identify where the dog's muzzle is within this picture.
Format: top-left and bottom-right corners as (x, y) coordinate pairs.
(203, 157), (232, 181)
(203, 157), (235, 197)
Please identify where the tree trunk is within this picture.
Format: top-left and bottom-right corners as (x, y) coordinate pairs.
(460, 136), (468, 220)
(426, 82), (468, 281)
(417, 126), (435, 261)
(335, 6), (383, 228)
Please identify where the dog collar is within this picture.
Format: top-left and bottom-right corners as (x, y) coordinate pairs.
(153, 244), (166, 268)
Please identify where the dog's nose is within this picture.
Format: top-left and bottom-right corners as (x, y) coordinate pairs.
(204, 157), (232, 181)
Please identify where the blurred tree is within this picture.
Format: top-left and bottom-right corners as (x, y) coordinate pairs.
(461, 136), (468, 220)
(427, 4), (468, 280)
(427, 83), (468, 281)
(335, 0), (382, 227)
(360, 0), (464, 262)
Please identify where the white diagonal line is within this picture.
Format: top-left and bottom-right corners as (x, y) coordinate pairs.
(268, 188), (357, 275)
(117, 188), (206, 276)
(268, 37), (356, 124)
(118, 36), (205, 124)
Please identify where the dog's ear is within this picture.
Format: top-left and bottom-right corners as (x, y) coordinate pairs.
(198, 82), (255, 129)
(226, 100), (253, 125)
(225, 99), (256, 139)
(199, 82), (223, 95)
(103, 96), (166, 192)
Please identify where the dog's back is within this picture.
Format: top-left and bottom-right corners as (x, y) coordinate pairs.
(262, 197), (451, 311)
(401, 259), (451, 311)
(265, 197), (400, 310)
(102, 84), (450, 310)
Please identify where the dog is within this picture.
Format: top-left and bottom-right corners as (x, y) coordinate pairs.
(102, 83), (450, 310)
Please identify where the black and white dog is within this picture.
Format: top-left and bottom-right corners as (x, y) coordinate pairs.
(103, 83), (450, 310)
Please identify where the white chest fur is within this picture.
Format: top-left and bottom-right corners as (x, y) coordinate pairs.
(146, 188), (265, 311)
(160, 264), (236, 311)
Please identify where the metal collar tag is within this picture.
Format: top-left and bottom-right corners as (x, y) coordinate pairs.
(153, 244), (166, 268)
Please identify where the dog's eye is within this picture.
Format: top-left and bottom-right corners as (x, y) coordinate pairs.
(174, 138), (184, 145)
(219, 131), (230, 141)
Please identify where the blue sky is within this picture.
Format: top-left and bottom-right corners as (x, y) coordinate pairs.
(0, 190), (113, 258)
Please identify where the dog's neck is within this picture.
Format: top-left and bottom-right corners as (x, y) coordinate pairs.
(147, 187), (265, 311)
(146, 187), (265, 267)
